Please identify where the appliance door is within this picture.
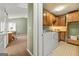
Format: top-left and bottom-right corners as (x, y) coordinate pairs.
(43, 32), (52, 56)
(51, 32), (58, 50)
(43, 32), (58, 56)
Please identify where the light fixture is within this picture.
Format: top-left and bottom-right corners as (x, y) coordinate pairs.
(53, 5), (66, 12)
(43, 13), (46, 16)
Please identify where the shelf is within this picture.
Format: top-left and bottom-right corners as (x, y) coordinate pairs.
(67, 39), (79, 46)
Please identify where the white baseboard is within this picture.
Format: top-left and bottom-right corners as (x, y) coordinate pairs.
(26, 49), (33, 56)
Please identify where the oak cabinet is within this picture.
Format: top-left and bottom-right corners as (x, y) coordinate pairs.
(53, 17), (59, 26)
(43, 10), (55, 26)
(43, 10), (66, 26)
(54, 16), (66, 41)
(54, 16), (66, 26)
(67, 11), (79, 22)
(59, 16), (66, 26)
(59, 32), (66, 41)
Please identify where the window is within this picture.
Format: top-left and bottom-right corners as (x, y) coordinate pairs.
(8, 22), (16, 32)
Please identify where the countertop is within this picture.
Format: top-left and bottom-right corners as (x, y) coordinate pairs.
(48, 26), (67, 32)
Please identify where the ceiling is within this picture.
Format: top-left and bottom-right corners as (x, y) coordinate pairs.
(0, 3), (28, 19)
(44, 3), (79, 16)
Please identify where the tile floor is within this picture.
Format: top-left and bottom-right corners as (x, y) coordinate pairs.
(49, 41), (79, 56)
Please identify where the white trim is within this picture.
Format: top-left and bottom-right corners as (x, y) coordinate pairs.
(33, 3), (43, 56)
(33, 4), (38, 56)
(37, 4), (43, 56)
(26, 48), (33, 56)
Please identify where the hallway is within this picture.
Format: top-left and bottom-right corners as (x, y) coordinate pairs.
(49, 41), (79, 56)
(4, 35), (31, 56)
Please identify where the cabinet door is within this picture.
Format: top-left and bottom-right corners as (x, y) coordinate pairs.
(54, 17), (59, 26)
(60, 16), (65, 26)
(67, 11), (79, 22)
(43, 10), (55, 26)
(59, 32), (65, 41)
(54, 16), (65, 26)
(49, 13), (55, 26)
(47, 12), (52, 26)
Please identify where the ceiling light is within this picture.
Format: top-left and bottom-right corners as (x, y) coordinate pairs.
(53, 5), (66, 12)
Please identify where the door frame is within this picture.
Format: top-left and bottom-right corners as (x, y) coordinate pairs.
(33, 3), (43, 56)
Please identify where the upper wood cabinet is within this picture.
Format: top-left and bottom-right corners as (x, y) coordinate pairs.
(54, 15), (66, 26)
(43, 10), (55, 26)
(43, 9), (66, 26)
(59, 16), (66, 26)
(54, 17), (59, 26)
(67, 11), (79, 22)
